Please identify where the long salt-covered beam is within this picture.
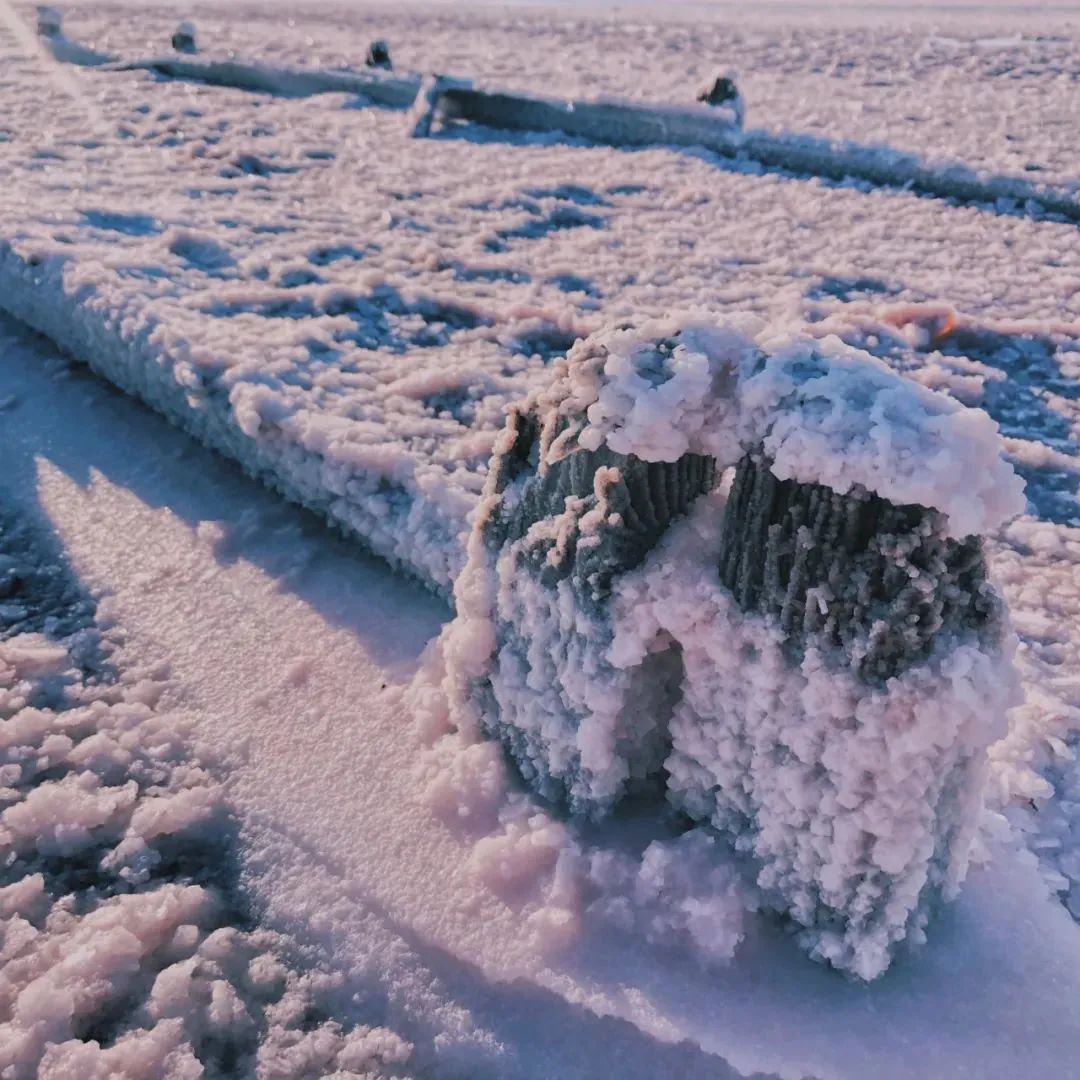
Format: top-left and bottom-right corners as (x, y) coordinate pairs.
(422, 81), (1080, 222)
(48, 32), (1080, 221)
(106, 55), (421, 107)
(0, 243), (473, 591)
(0, 234), (1026, 978)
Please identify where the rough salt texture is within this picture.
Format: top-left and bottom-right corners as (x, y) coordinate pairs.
(535, 315), (1025, 538)
(0, 628), (413, 1079)
(1, 0), (1079, 992)
(0, 2), (1069, 602)
(53, 2), (1080, 208)
(438, 316), (1020, 976)
(7, 290), (1080, 1080)
(612, 493), (1018, 980)
(409, 647), (751, 967)
(984, 520), (1080, 919)
(0, 490), (414, 1078)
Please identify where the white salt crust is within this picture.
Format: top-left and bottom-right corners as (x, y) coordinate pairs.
(0, 633), (412, 1079)
(1, 4), (1079, 1073)
(613, 494), (1020, 980)
(538, 313), (1025, 539)
(435, 317), (1022, 977)
(0, 8), (1050, 986)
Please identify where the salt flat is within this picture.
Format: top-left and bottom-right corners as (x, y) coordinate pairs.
(2, 2), (1080, 1075)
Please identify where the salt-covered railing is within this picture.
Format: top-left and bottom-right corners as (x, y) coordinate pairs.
(423, 81), (743, 148)
(47, 30), (1079, 222)
(107, 55), (421, 108)
(418, 80), (1080, 223)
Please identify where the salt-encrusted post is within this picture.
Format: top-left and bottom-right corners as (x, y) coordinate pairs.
(37, 5), (62, 39)
(445, 314), (1023, 978)
(172, 21), (197, 54)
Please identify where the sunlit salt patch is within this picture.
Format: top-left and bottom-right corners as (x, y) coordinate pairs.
(581, 828), (751, 964)
(981, 519), (1080, 926)
(467, 806), (570, 907)
(460, 778), (750, 963)
(0, 626), (414, 1077)
(0, 633), (68, 681)
(1001, 436), (1080, 475)
(903, 354), (1001, 408)
(415, 727), (509, 832)
(2, 772), (139, 856)
(806, 300), (1080, 379)
(407, 646), (750, 964)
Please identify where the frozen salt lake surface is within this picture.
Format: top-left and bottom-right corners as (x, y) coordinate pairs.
(2, 0), (1080, 1075)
